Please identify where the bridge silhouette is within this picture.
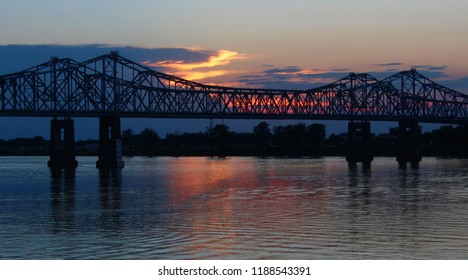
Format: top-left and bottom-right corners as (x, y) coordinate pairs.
(1, 51), (467, 168)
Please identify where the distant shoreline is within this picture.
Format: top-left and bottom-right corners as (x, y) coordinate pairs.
(1, 123), (467, 158)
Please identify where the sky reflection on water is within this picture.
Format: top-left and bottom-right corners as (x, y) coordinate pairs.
(0, 156), (467, 259)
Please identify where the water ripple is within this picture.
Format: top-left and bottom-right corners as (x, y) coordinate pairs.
(0, 157), (467, 259)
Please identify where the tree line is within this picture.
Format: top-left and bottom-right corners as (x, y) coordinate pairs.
(0, 122), (467, 157)
(121, 122), (326, 156)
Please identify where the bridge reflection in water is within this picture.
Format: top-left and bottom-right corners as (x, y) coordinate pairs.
(0, 156), (464, 259)
(1, 52), (467, 168)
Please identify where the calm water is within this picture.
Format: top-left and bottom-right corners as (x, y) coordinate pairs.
(0, 156), (467, 259)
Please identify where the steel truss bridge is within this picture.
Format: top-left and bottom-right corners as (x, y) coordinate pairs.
(0, 51), (467, 124)
(0, 52), (467, 168)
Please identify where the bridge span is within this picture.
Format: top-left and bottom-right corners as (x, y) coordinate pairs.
(1, 52), (467, 168)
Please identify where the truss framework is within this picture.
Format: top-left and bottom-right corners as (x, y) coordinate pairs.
(1, 52), (467, 124)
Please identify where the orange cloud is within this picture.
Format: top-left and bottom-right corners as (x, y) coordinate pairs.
(146, 50), (244, 71)
(271, 69), (327, 76)
(144, 49), (245, 83)
(178, 70), (229, 81)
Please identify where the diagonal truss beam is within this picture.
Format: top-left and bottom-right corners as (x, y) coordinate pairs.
(0, 53), (467, 124)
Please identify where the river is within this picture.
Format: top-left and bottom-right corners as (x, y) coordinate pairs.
(0, 156), (467, 259)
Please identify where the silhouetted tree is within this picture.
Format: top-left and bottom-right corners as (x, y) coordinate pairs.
(327, 133), (345, 146)
(306, 124), (326, 154)
(122, 129), (133, 142)
(431, 125), (455, 147)
(141, 128), (160, 154)
(457, 125), (468, 147)
(211, 124), (230, 156)
(272, 125), (286, 154)
(122, 129), (134, 155)
(289, 123), (307, 151)
(253, 121), (272, 154)
(7, 136), (48, 148)
(273, 123), (307, 156)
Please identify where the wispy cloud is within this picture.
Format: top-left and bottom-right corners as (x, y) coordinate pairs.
(237, 64), (466, 91)
(143, 49), (245, 82)
(0, 44), (218, 74)
(239, 66), (351, 89)
(1, 44), (465, 92)
(411, 65), (449, 73)
(427, 66), (448, 71)
(145, 50), (244, 71)
(376, 62), (404, 67)
(437, 76), (468, 92)
(0, 44), (247, 83)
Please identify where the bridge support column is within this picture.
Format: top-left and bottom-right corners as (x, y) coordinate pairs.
(396, 120), (421, 167)
(48, 118), (78, 169)
(96, 116), (125, 169)
(346, 121), (373, 167)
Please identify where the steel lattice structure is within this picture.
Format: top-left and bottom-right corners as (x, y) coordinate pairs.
(1, 52), (467, 124)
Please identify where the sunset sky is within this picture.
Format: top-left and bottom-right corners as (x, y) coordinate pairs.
(1, 0), (467, 138)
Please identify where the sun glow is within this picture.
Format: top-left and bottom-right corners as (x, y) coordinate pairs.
(178, 70), (229, 81)
(145, 50), (244, 70)
(144, 49), (244, 83)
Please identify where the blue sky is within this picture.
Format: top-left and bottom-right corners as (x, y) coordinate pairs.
(0, 0), (467, 139)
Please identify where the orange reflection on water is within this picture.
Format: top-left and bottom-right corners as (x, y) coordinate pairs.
(165, 158), (334, 258)
(166, 158), (255, 258)
(166, 158), (238, 203)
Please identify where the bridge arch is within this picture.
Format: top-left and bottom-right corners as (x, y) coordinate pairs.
(1, 53), (467, 168)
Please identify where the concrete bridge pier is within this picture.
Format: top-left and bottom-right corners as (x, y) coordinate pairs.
(397, 120), (421, 167)
(96, 116), (125, 169)
(48, 118), (78, 169)
(346, 121), (373, 167)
